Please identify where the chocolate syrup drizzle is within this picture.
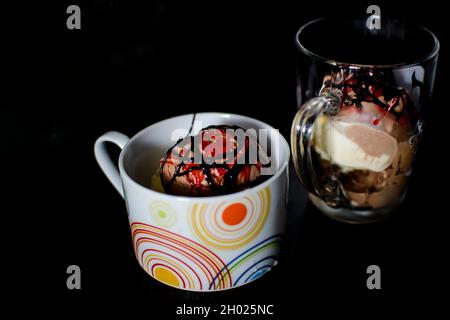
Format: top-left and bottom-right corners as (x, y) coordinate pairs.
(326, 70), (416, 122)
(159, 116), (269, 195)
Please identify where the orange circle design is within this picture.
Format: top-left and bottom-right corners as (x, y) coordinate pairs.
(190, 187), (271, 250)
(222, 203), (247, 226)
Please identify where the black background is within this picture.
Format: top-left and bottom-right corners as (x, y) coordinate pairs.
(9, 0), (449, 316)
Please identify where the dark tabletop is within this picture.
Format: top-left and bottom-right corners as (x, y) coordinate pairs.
(8, 0), (449, 316)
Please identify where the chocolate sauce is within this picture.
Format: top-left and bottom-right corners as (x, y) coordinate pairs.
(327, 70), (416, 123)
(159, 122), (270, 196)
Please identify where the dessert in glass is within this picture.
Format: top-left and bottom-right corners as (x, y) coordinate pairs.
(291, 18), (439, 223)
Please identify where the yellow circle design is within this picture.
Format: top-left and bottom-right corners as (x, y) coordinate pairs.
(154, 267), (181, 287)
(149, 201), (178, 228)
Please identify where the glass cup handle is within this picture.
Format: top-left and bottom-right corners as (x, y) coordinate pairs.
(290, 89), (342, 206)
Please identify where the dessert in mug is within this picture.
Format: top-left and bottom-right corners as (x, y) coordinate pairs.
(152, 125), (270, 196)
(312, 70), (419, 209)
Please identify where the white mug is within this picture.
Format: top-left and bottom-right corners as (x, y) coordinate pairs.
(94, 112), (290, 291)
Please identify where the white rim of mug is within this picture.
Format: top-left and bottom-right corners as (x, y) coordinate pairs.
(118, 112), (290, 202)
(296, 17), (440, 69)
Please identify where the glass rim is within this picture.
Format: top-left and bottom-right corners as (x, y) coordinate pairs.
(296, 17), (440, 69)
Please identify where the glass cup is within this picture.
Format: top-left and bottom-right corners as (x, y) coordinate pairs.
(291, 18), (439, 223)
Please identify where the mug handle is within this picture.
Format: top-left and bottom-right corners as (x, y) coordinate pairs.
(94, 131), (130, 198)
(290, 89), (342, 206)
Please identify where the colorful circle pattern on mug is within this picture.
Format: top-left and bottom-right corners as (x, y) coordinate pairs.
(131, 187), (279, 291)
(189, 187), (270, 250)
(131, 222), (281, 291)
(131, 222), (231, 290)
(208, 234), (282, 289)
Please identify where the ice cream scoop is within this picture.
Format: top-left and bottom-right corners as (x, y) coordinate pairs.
(313, 116), (398, 172)
(160, 125), (267, 196)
